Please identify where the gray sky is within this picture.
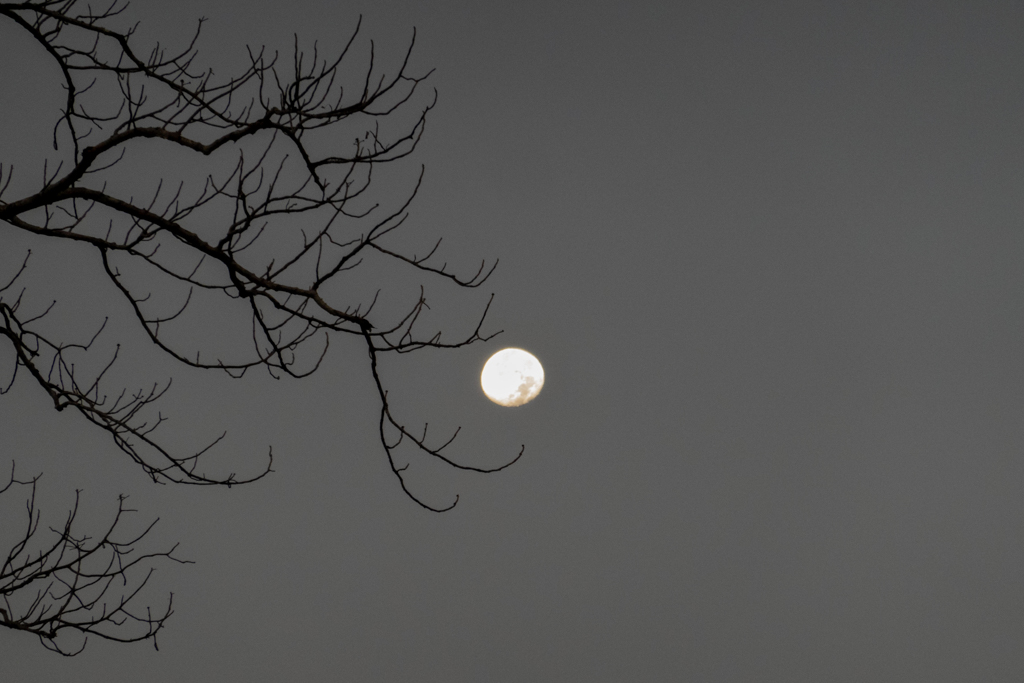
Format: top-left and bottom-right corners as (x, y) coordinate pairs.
(4, 0), (1024, 680)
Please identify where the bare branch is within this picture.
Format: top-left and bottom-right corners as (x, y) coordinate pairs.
(0, 462), (191, 655)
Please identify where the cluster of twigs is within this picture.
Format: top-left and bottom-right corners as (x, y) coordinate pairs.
(0, 0), (520, 652)
(0, 463), (189, 655)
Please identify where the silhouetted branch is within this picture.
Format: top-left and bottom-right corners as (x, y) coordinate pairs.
(0, 0), (519, 509)
(0, 462), (191, 655)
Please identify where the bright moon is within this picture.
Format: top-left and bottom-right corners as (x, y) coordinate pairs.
(481, 348), (545, 407)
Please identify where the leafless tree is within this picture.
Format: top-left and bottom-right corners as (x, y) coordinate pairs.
(0, 0), (520, 651)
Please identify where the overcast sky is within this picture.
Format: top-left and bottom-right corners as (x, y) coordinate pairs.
(4, 0), (1024, 680)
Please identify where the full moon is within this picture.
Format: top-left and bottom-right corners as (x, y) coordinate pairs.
(481, 348), (545, 407)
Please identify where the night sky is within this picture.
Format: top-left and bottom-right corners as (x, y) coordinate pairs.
(4, 1), (1024, 680)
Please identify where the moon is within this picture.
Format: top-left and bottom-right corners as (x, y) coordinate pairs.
(481, 348), (545, 407)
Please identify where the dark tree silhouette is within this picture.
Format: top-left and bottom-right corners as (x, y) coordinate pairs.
(0, 0), (520, 652)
